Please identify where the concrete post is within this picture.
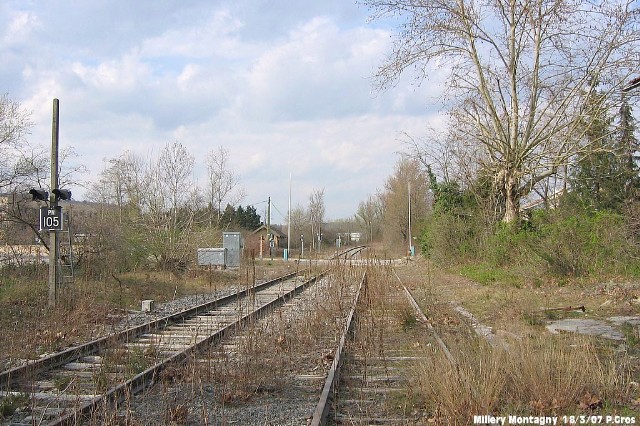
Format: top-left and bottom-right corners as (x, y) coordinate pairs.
(48, 99), (60, 308)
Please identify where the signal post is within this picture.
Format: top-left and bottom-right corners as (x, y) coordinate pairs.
(48, 99), (60, 308)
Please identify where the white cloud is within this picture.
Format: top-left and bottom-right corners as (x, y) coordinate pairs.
(2, 11), (40, 46)
(2, 1), (448, 219)
(139, 9), (248, 59)
(242, 17), (396, 122)
(71, 54), (151, 91)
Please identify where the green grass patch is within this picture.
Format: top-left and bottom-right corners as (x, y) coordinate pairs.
(459, 262), (517, 286)
(398, 306), (418, 331)
(621, 323), (639, 348)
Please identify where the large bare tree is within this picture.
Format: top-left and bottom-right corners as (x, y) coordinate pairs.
(364, 0), (640, 222)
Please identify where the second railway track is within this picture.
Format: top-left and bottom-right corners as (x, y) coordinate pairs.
(311, 264), (452, 425)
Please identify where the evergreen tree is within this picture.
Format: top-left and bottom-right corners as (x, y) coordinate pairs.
(218, 204), (262, 230)
(220, 204), (236, 228)
(239, 205), (261, 229)
(617, 97), (640, 203)
(570, 87), (635, 211)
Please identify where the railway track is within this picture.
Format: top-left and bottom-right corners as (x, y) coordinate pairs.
(0, 246), (368, 425)
(311, 265), (452, 425)
(331, 246), (366, 261)
(0, 270), (325, 425)
(108, 255), (368, 424)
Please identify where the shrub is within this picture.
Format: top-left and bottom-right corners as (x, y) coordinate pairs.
(420, 211), (483, 265)
(482, 222), (537, 268)
(533, 208), (639, 277)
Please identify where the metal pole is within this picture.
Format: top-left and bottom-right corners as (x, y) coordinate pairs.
(48, 99), (60, 308)
(408, 181), (412, 256)
(266, 197), (270, 239)
(287, 173), (291, 259)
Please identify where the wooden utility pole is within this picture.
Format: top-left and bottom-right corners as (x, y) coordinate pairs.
(266, 196), (271, 237)
(48, 99), (60, 308)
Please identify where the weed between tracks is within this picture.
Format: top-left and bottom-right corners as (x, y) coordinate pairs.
(85, 262), (365, 424)
(205, 263), (360, 405)
(331, 261), (638, 425)
(338, 262), (433, 422)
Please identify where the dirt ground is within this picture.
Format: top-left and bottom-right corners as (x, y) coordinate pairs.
(397, 257), (639, 340)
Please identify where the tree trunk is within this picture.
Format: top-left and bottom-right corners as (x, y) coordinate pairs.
(503, 174), (519, 223)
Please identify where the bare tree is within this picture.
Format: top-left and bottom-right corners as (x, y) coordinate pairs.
(0, 96), (78, 247)
(382, 157), (430, 249)
(158, 141), (195, 230)
(365, 0), (640, 222)
(87, 146), (202, 273)
(0, 96), (88, 260)
(206, 147), (244, 226)
(308, 188), (325, 249)
(355, 193), (384, 243)
(0, 94), (35, 192)
(289, 204), (309, 249)
(88, 151), (145, 224)
(140, 141), (201, 270)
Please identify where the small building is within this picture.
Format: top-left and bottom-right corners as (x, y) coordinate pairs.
(245, 224), (288, 258)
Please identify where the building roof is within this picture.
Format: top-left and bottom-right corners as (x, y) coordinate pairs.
(252, 224), (287, 238)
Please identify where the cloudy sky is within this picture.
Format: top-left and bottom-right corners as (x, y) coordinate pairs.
(1, 0), (447, 221)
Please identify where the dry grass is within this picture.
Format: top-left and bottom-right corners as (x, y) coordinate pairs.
(157, 262), (365, 411)
(0, 264), (271, 370)
(413, 335), (632, 424)
(396, 258), (639, 424)
(414, 339), (507, 422)
(4, 258), (637, 424)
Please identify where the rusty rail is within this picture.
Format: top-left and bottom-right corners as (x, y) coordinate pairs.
(310, 271), (366, 426)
